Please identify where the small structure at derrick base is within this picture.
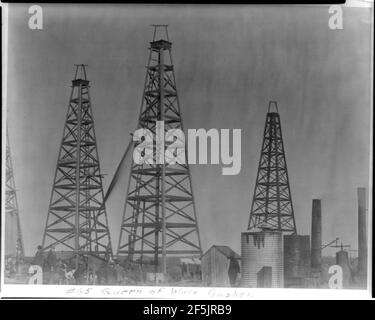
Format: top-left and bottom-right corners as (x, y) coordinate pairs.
(42, 65), (113, 269)
(201, 245), (241, 287)
(5, 128), (24, 261)
(117, 26), (202, 281)
(242, 101), (298, 288)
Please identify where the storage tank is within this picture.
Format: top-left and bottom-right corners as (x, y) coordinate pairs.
(241, 230), (283, 288)
(336, 250), (351, 288)
(284, 235), (311, 287)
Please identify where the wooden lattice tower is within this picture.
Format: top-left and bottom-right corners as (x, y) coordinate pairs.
(42, 65), (113, 268)
(248, 101), (297, 234)
(5, 128), (24, 259)
(117, 26), (202, 277)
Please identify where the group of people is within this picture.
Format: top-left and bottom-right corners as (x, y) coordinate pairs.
(32, 245), (73, 284)
(29, 246), (243, 286)
(5, 256), (19, 278)
(181, 262), (202, 280)
(31, 246), (133, 285)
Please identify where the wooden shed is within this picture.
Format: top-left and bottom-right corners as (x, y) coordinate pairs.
(201, 245), (241, 287)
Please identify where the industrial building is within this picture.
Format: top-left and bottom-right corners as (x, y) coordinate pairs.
(201, 245), (241, 287)
(241, 230), (283, 288)
(283, 235), (310, 288)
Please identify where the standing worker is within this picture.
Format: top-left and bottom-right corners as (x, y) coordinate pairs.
(46, 246), (57, 272)
(114, 260), (125, 285)
(32, 245), (45, 268)
(46, 246), (58, 284)
(228, 254), (240, 287)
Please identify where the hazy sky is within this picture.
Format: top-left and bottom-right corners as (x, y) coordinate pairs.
(5, 4), (372, 257)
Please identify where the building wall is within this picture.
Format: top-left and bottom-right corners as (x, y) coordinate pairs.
(202, 248), (230, 287)
(241, 231), (284, 288)
(284, 235), (311, 287)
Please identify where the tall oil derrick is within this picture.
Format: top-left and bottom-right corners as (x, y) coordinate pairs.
(5, 128), (24, 259)
(117, 26), (202, 277)
(247, 101), (297, 234)
(42, 65), (113, 268)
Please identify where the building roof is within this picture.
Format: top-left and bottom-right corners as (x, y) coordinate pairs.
(202, 245), (241, 259)
(180, 257), (201, 265)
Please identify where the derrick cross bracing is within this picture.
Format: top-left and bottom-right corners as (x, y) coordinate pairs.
(42, 65), (113, 268)
(5, 128), (25, 259)
(248, 101), (297, 234)
(117, 26), (202, 277)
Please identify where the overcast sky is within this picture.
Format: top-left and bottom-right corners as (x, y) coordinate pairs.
(5, 4), (372, 257)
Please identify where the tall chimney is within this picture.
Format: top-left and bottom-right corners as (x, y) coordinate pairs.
(311, 199), (322, 272)
(357, 187), (367, 284)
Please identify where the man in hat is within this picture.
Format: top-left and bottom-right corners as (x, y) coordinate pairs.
(32, 245), (45, 268)
(228, 253), (240, 287)
(46, 246), (57, 272)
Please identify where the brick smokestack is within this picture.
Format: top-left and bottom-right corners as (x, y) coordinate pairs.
(357, 187), (367, 284)
(311, 199), (322, 272)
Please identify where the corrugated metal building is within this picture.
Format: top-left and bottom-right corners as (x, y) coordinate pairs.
(241, 230), (283, 288)
(201, 245), (241, 287)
